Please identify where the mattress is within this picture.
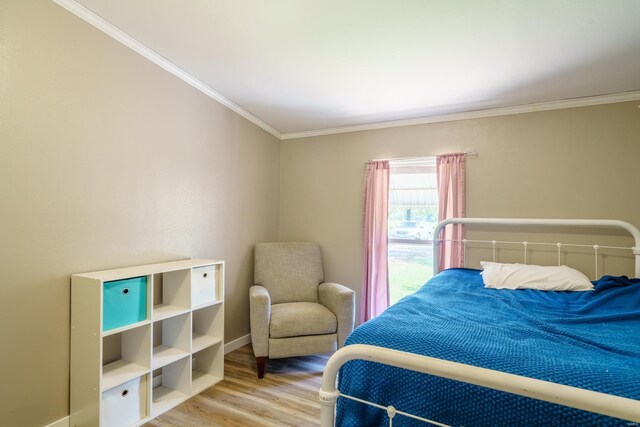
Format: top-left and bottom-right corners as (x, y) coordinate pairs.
(337, 268), (640, 426)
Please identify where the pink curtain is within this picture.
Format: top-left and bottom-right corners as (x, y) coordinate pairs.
(360, 160), (390, 323)
(436, 153), (466, 271)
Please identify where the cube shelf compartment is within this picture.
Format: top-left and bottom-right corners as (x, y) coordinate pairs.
(101, 374), (149, 427)
(192, 343), (224, 395)
(191, 264), (223, 308)
(152, 270), (190, 321)
(151, 357), (191, 418)
(71, 259), (224, 427)
(102, 326), (150, 391)
(152, 313), (190, 370)
(192, 303), (224, 353)
(103, 276), (148, 332)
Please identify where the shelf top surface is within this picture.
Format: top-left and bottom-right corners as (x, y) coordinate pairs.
(102, 360), (149, 391)
(73, 258), (223, 281)
(102, 320), (150, 337)
(153, 305), (191, 322)
(192, 335), (223, 353)
(152, 346), (190, 370)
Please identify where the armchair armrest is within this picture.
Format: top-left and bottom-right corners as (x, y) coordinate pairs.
(318, 282), (355, 348)
(249, 285), (271, 357)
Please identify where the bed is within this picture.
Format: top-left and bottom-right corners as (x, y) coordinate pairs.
(319, 218), (640, 427)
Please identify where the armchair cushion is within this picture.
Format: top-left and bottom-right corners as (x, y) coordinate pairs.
(254, 242), (324, 304)
(269, 302), (337, 338)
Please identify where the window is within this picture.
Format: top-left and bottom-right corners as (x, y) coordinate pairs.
(388, 158), (437, 304)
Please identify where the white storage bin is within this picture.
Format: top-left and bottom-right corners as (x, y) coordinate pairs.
(101, 375), (147, 427)
(192, 265), (216, 307)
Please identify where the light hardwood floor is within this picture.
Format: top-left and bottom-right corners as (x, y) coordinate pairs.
(145, 345), (330, 427)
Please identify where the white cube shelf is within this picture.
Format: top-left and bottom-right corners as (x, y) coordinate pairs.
(71, 259), (224, 426)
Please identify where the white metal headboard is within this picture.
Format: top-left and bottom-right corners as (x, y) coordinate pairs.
(433, 218), (640, 278)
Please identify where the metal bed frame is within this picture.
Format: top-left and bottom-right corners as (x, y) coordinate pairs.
(320, 218), (640, 427)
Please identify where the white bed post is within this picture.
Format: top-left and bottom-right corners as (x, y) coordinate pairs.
(319, 389), (339, 427)
(433, 237), (441, 276)
(432, 218), (453, 276)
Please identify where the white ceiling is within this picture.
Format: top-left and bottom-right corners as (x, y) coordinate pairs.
(67, 0), (640, 136)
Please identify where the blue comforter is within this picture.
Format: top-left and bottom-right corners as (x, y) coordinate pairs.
(337, 269), (640, 426)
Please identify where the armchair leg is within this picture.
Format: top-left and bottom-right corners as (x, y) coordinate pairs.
(256, 356), (267, 379)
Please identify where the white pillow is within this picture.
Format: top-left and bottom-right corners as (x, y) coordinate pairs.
(480, 261), (594, 291)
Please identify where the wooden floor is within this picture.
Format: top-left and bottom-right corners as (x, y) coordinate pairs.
(145, 344), (330, 427)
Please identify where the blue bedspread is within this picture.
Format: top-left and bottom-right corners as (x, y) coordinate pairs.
(337, 269), (640, 426)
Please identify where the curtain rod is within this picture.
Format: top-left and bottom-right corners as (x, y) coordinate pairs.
(369, 149), (478, 163)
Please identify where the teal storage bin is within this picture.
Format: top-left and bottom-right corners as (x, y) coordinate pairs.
(103, 276), (147, 331)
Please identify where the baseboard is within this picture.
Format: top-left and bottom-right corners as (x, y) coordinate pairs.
(44, 416), (69, 427)
(225, 333), (251, 354)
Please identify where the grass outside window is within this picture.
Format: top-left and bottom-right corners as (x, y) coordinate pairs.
(388, 243), (433, 305)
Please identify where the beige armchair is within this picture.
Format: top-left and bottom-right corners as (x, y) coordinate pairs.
(250, 242), (355, 378)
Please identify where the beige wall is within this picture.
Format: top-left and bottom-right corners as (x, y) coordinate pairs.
(280, 101), (640, 314)
(0, 1), (280, 426)
(2, 2), (640, 427)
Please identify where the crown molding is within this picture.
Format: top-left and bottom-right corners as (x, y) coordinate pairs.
(48, 1), (640, 142)
(51, 0), (283, 139)
(280, 90), (640, 140)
